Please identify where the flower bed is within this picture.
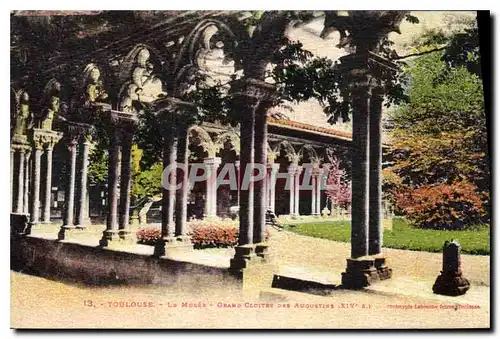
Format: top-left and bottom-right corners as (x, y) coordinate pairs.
(136, 219), (271, 249)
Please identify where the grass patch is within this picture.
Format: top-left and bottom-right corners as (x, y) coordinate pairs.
(284, 218), (490, 255)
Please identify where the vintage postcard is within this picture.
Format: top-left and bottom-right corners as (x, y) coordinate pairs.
(10, 9), (490, 329)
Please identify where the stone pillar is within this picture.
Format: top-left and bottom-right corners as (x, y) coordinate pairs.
(316, 167), (323, 216)
(204, 157), (221, 217)
(369, 91), (383, 256)
(230, 78), (276, 272)
(75, 140), (90, 227)
(433, 240), (470, 296)
(268, 163), (279, 213)
(99, 133), (121, 245)
(339, 49), (402, 288)
(310, 172), (316, 216)
(287, 165), (296, 215)
(10, 149), (14, 212)
(30, 146), (42, 225)
(294, 166), (302, 216)
(118, 135), (133, 241)
(162, 124), (177, 236)
(16, 150), (25, 214)
(253, 104), (268, 245)
(175, 126), (189, 238)
(42, 147), (53, 224)
(62, 140), (77, 227)
(235, 160), (240, 206)
(23, 151), (31, 215)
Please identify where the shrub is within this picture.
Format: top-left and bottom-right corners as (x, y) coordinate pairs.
(394, 181), (488, 230)
(136, 227), (162, 245)
(135, 219), (271, 249)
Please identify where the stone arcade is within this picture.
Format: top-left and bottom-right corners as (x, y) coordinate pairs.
(10, 10), (406, 289)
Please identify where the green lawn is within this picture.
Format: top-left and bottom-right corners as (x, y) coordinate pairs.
(284, 218), (490, 255)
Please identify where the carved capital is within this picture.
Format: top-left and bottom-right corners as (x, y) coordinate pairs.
(232, 78), (278, 104)
(32, 129), (63, 150)
(339, 52), (399, 93)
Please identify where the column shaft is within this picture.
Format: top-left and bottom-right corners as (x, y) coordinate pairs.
(311, 174), (317, 215)
(10, 149), (14, 212)
(175, 127), (189, 236)
(288, 167), (295, 215)
(119, 136), (132, 232)
(294, 167), (301, 216)
(162, 124), (177, 238)
(238, 104), (255, 245)
(316, 173), (322, 215)
(369, 93), (383, 255)
(105, 135), (121, 233)
(253, 105), (268, 244)
(351, 92), (370, 258)
(269, 165), (278, 213)
(16, 151), (25, 214)
(30, 148), (42, 224)
(42, 148), (53, 223)
(75, 142), (90, 227)
(23, 152), (30, 215)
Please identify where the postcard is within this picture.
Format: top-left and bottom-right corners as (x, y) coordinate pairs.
(10, 9), (490, 329)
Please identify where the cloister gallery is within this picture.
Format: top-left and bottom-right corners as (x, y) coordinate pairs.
(10, 10), (408, 288)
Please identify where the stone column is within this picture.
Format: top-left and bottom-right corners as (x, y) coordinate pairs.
(339, 50), (402, 288)
(155, 120), (178, 257)
(16, 150), (25, 214)
(287, 165), (296, 215)
(175, 126), (189, 238)
(30, 146), (43, 225)
(230, 78), (276, 272)
(23, 151), (31, 215)
(253, 104), (268, 245)
(310, 168), (317, 216)
(268, 163), (279, 213)
(99, 133), (121, 246)
(62, 140), (77, 225)
(316, 167), (324, 216)
(294, 166), (302, 216)
(75, 140), (90, 228)
(235, 160), (240, 206)
(203, 157), (221, 217)
(118, 135), (133, 241)
(369, 91), (383, 256)
(10, 149), (14, 212)
(42, 147), (53, 224)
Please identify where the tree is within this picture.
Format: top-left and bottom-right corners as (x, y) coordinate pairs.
(385, 19), (489, 229)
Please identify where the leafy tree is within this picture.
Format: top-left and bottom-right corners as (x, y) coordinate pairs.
(385, 19), (489, 228)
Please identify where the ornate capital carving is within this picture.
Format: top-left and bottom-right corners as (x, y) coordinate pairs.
(232, 78), (278, 104)
(32, 129), (63, 150)
(339, 51), (400, 93)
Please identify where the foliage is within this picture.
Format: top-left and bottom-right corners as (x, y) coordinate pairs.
(325, 156), (351, 209)
(132, 162), (163, 201)
(136, 219), (271, 249)
(393, 181), (488, 230)
(136, 227), (162, 245)
(87, 143), (108, 186)
(286, 218), (489, 255)
(385, 22), (489, 228)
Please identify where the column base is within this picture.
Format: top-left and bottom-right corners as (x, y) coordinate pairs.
(341, 257), (379, 290)
(153, 235), (194, 257)
(374, 257), (393, 280)
(432, 272), (470, 296)
(254, 242), (272, 262)
(58, 225), (87, 241)
(10, 213), (31, 237)
(229, 244), (259, 272)
(99, 229), (125, 247)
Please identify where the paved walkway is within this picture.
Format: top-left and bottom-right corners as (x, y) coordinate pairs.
(13, 225), (490, 329)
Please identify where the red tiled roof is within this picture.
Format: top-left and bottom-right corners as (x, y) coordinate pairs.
(267, 117), (352, 141)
